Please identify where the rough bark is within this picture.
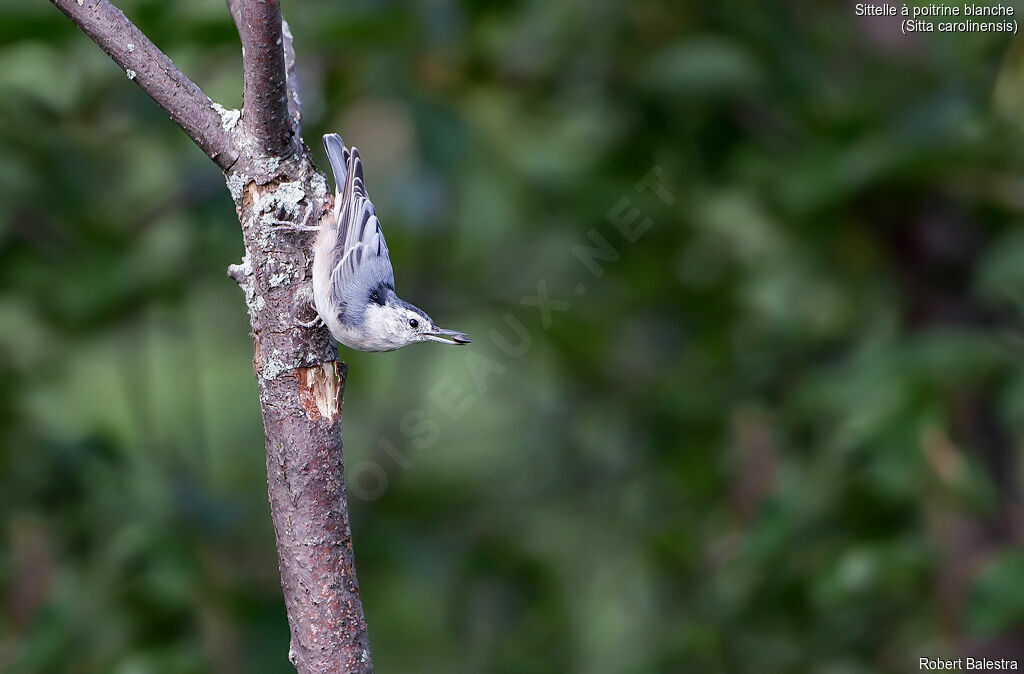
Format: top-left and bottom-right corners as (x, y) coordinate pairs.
(226, 0), (302, 127)
(49, 1), (374, 671)
(235, 0), (294, 156)
(225, 156), (373, 673)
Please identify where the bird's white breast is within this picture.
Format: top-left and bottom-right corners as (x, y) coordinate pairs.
(322, 304), (404, 352)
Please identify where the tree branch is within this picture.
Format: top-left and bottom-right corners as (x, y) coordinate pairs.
(51, 2), (376, 671)
(281, 18), (304, 124)
(50, 0), (239, 170)
(226, 0), (302, 130)
(225, 0), (244, 31)
(231, 0), (294, 156)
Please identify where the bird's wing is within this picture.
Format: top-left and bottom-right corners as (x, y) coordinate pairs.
(322, 135), (395, 302)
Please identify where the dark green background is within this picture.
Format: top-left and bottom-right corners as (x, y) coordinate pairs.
(2, 1), (1024, 672)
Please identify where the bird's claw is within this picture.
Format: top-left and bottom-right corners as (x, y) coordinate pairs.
(296, 315), (324, 329)
(269, 219), (321, 232)
(293, 285), (323, 329)
(269, 205), (320, 232)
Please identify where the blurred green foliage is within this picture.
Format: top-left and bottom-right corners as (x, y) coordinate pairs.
(1, 1), (1024, 672)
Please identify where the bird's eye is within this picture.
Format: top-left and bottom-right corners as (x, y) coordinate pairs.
(409, 319), (419, 328)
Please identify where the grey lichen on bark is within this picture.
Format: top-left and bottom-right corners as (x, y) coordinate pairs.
(48, 0), (374, 671)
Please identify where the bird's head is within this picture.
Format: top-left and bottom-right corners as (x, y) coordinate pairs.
(362, 288), (471, 350)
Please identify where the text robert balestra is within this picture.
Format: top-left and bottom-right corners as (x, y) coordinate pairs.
(920, 658), (1019, 671)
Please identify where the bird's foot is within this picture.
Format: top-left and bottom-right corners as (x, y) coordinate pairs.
(269, 219), (321, 232)
(296, 315), (324, 329)
(293, 285), (323, 328)
(268, 205), (321, 232)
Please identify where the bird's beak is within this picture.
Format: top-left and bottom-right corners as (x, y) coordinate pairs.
(423, 327), (472, 345)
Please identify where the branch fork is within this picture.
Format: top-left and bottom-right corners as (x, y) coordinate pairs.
(48, 1), (373, 672)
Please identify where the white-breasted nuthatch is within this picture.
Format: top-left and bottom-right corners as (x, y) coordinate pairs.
(312, 133), (471, 351)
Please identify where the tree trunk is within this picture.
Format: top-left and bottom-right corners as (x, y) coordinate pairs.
(48, 1), (375, 671)
(226, 155), (373, 672)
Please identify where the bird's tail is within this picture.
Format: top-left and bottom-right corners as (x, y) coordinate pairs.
(323, 133), (349, 195)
